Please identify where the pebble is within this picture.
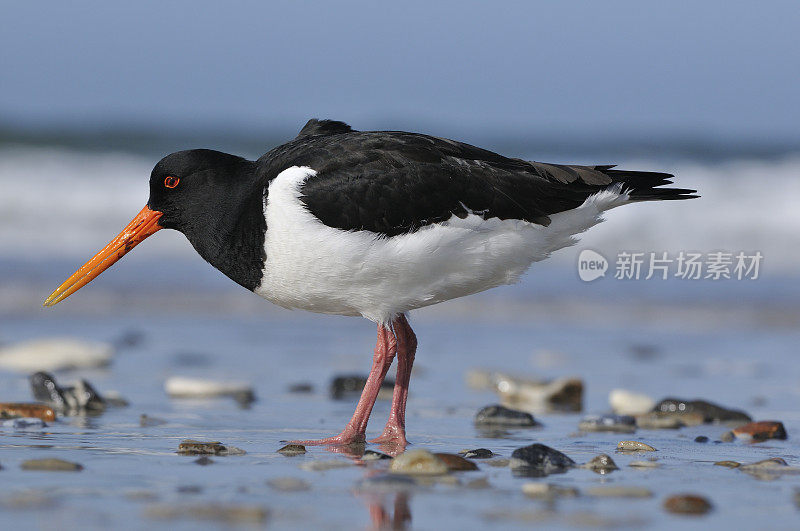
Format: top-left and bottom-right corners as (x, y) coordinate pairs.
(522, 483), (580, 498)
(629, 460), (660, 468)
(617, 441), (657, 452)
(267, 477), (311, 491)
(653, 397), (751, 424)
(165, 376), (255, 405)
(139, 414), (167, 427)
(739, 458), (800, 479)
(389, 449), (448, 476)
(177, 440), (246, 456)
(460, 448), (494, 459)
(1, 417), (46, 429)
(287, 382), (314, 394)
(609, 389), (655, 416)
(0, 403), (56, 422)
(732, 421), (787, 441)
(434, 453), (479, 471)
(694, 435), (709, 443)
(581, 454), (619, 474)
(21, 458), (83, 471)
(30, 372), (107, 414)
(578, 414), (636, 433)
(509, 443), (575, 476)
(362, 450), (392, 460)
(635, 412), (689, 430)
(720, 431), (735, 442)
(586, 486), (653, 498)
(277, 444), (306, 456)
(0, 338), (113, 371)
(299, 459), (353, 471)
(663, 494), (713, 515)
(713, 461), (741, 468)
(474, 405), (539, 427)
(329, 374), (394, 400)
(145, 504), (268, 523)
(497, 373), (583, 413)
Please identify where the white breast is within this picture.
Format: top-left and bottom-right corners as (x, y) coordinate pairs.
(255, 166), (629, 324)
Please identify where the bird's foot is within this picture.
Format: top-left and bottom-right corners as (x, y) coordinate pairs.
(288, 427), (366, 447)
(368, 424), (408, 447)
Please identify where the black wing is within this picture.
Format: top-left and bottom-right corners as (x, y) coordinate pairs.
(262, 119), (697, 237)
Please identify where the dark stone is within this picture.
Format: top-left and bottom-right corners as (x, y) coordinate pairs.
(178, 440), (227, 455)
(510, 443), (575, 477)
(363, 450), (392, 460)
(288, 382), (314, 394)
(330, 374), (394, 400)
(474, 405), (539, 427)
(29, 372), (106, 414)
(694, 436), (709, 443)
(460, 448), (494, 459)
(277, 444), (306, 456)
(653, 398), (751, 423)
(583, 454), (619, 474)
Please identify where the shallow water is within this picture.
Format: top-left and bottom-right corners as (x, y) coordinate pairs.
(1, 308), (799, 530)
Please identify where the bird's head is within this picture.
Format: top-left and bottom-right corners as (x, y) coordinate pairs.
(44, 149), (254, 307)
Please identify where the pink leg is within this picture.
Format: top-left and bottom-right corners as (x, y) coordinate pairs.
(370, 314), (417, 446)
(291, 323), (397, 446)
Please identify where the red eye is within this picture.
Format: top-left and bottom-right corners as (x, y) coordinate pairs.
(164, 176), (180, 188)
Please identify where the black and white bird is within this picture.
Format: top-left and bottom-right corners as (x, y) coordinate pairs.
(45, 119), (697, 449)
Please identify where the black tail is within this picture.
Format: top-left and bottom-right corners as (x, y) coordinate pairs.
(596, 165), (699, 201)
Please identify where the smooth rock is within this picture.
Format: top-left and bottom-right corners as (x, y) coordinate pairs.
(300, 459), (354, 471)
(1, 417), (46, 429)
(609, 389), (655, 416)
(165, 377), (255, 404)
(578, 414), (636, 433)
(713, 460), (740, 468)
(177, 440), (245, 456)
(720, 431), (734, 442)
(21, 458), (83, 471)
(522, 483), (580, 498)
(145, 504), (268, 523)
(267, 477), (311, 491)
(629, 460), (660, 468)
(330, 374), (393, 400)
(139, 414), (167, 427)
(509, 444), (575, 476)
(581, 454), (619, 474)
(617, 441), (657, 452)
(434, 453), (479, 471)
(653, 398), (751, 424)
(498, 373), (583, 413)
(635, 412), (690, 430)
(694, 435), (709, 443)
(0, 338), (113, 371)
(732, 421), (787, 441)
(287, 382), (314, 394)
(389, 449), (448, 476)
(0, 402), (56, 422)
(474, 405), (539, 427)
(362, 450), (392, 461)
(739, 457), (800, 479)
(460, 448), (494, 459)
(277, 444), (306, 456)
(664, 494), (712, 515)
(586, 486), (653, 498)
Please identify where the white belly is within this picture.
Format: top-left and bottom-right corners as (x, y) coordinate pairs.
(255, 166), (628, 324)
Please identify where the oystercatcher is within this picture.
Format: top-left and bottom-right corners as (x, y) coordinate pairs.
(44, 119), (696, 448)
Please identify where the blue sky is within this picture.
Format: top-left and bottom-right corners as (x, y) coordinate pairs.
(2, 1), (798, 140)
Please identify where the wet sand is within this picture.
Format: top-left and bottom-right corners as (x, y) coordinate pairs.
(1, 298), (799, 529)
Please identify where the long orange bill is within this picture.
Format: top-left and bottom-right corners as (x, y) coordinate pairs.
(43, 205), (163, 307)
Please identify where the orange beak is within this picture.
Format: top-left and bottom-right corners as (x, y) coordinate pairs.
(43, 205), (163, 307)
